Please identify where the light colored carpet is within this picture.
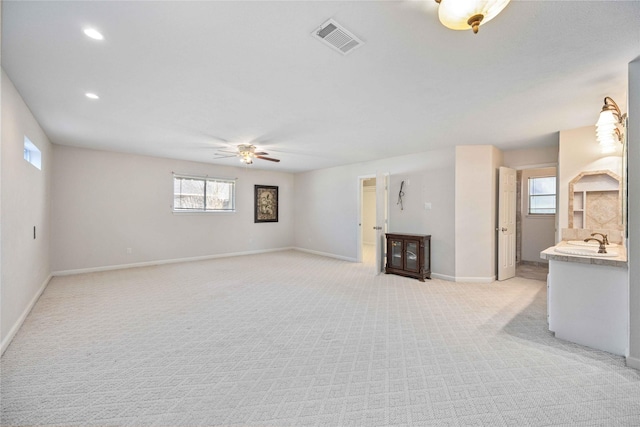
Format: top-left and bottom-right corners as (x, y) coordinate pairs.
(1, 250), (639, 426)
(516, 263), (549, 282)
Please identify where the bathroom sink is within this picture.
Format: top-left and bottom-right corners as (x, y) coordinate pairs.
(567, 240), (618, 247)
(554, 246), (618, 257)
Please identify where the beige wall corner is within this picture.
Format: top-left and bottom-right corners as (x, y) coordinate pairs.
(454, 145), (502, 281)
(1, 69), (53, 352)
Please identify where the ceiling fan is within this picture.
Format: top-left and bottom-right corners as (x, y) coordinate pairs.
(215, 144), (280, 165)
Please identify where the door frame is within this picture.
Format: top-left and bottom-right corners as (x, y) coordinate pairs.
(356, 173), (390, 272)
(357, 174), (375, 263)
(375, 172), (390, 274)
(509, 162), (559, 267)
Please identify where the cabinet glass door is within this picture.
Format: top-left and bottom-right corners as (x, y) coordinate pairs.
(390, 239), (403, 268)
(405, 240), (419, 272)
(424, 239), (430, 272)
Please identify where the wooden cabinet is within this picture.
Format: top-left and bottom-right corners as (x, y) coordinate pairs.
(385, 233), (431, 281)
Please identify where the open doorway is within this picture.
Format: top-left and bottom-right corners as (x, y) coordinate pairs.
(358, 174), (389, 274)
(515, 167), (557, 281)
(360, 177), (376, 267)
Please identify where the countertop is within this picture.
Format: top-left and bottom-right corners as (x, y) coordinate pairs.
(540, 241), (628, 268)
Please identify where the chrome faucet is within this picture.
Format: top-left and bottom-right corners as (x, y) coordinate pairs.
(584, 237), (607, 253)
(591, 232), (609, 245)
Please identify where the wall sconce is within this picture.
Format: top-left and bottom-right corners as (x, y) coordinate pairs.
(434, 0), (511, 34)
(596, 96), (626, 150)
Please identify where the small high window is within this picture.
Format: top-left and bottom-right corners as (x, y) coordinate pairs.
(23, 137), (42, 170)
(528, 176), (556, 215)
(173, 174), (236, 213)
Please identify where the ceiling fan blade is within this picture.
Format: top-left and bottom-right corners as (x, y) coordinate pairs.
(254, 151), (269, 155)
(216, 150), (238, 154)
(213, 154), (237, 159)
(256, 156), (280, 163)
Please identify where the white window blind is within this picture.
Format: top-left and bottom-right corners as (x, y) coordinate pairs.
(528, 176), (556, 215)
(173, 175), (235, 212)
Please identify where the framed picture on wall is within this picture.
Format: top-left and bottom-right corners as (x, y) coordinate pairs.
(254, 185), (278, 223)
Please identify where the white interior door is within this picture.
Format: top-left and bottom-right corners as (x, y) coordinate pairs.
(374, 172), (389, 274)
(498, 166), (517, 280)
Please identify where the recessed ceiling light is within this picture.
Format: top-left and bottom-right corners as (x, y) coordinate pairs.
(83, 28), (104, 40)
(85, 93), (100, 100)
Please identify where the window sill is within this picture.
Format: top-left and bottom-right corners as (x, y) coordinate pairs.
(172, 210), (236, 215)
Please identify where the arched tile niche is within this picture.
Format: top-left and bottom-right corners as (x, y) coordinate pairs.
(568, 170), (622, 230)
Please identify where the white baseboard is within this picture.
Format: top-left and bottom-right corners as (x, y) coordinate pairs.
(626, 355), (640, 370)
(454, 275), (496, 283)
(52, 247), (295, 276)
(1, 274), (52, 355)
(293, 247), (357, 263)
(431, 273), (455, 282)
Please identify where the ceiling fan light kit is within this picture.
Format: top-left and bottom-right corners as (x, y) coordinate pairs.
(434, 0), (511, 34)
(217, 144), (281, 165)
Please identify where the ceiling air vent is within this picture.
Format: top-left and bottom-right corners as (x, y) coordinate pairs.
(312, 19), (363, 56)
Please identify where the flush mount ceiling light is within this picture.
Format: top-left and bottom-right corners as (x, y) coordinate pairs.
(434, 0), (511, 34)
(596, 96), (626, 149)
(85, 92), (100, 100)
(83, 28), (104, 40)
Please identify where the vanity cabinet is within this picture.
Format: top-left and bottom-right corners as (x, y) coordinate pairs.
(385, 233), (431, 281)
(547, 259), (628, 355)
(541, 244), (628, 356)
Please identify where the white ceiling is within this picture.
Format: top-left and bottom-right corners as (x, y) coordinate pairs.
(3, 1), (639, 173)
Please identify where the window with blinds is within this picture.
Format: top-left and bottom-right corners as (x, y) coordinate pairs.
(528, 176), (556, 215)
(173, 175), (235, 212)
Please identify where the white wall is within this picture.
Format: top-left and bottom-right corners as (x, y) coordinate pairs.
(294, 148), (455, 278)
(1, 7), (4, 353)
(454, 145), (502, 282)
(51, 145), (294, 272)
(627, 56), (640, 370)
(558, 125), (623, 237)
(503, 144), (559, 169)
(521, 167), (557, 262)
(1, 69), (53, 351)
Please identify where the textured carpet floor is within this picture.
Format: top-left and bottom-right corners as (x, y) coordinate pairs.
(2, 250), (639, 426)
